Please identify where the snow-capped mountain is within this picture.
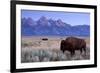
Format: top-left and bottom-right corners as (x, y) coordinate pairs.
(21, 16), (90, 36)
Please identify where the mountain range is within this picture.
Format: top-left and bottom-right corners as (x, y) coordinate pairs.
(21, 16), (90, 36)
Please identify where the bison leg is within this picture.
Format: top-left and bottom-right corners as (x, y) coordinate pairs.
(62, 50), (64, 53)
(83, 48), (86, 55)
(80, 48), (83, 54)
(71, 50), (75, 56)
(80, 48), (86, 55)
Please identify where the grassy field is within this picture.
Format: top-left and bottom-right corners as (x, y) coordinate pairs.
(21, 36), (90, 63)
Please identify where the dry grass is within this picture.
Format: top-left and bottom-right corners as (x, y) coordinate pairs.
(21, 36), (90, 50)
(21, 48), (90, 63)
(21, 36), (90, 63)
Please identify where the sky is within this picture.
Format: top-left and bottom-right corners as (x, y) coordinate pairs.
(21, 10), (90, 26)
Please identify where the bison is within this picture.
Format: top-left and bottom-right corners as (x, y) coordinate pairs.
(42, 38), (48, 41)
(60, 37), (86, 55)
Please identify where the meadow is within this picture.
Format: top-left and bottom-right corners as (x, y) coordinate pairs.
(21, 36), (90, 63)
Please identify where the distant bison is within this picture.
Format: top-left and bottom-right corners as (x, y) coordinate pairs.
(60, 37), (86, 55)
(42, 38), (48, 41)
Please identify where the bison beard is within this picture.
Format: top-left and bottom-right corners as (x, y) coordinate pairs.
(60, 37), (86, 55)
